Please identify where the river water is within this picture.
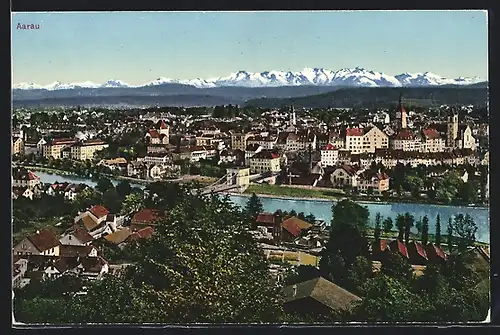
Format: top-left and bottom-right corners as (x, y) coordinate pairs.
(34, 171), (490, 243)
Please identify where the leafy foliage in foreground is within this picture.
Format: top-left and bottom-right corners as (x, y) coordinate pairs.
(15, 186), (284, 324)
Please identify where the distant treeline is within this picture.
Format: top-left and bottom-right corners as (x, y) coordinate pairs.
(245, 86), (488, 109)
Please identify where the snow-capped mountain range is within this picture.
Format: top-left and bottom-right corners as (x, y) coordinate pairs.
(13, 67), (486, 90)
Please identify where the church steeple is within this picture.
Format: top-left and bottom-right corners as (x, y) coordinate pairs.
(396, 92), (407, 129)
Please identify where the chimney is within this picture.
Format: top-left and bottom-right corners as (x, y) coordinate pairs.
(292, 284), (297, 297)
(36, 230), (40, 234)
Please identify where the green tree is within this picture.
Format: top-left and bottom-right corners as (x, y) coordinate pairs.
(382, 217), (393, 234)
(120, 192), (145, 215)
(244, 193), (264, 222)
(16, 188), (284, 323)
(404, 212), (414, 245)
(459, 181), (479, 204)
(435, 214), (441, 246)
(421, 215), (430, 246)
(374, 212), (382, 242)
(347, 256), (373, 295)
(351, 275), (430, 322)
(96, 177), (114, 194)
(405, 175), (424, 198)
(73, 187), (102, 214)
(284, 265), (320, 286)
(415, 217), (423, 236)
(319, 200), (370, 292)
(452, 213), (477, 251)
(447, 217), (454, 253)
(102, 188), (121, 214)
(381, 251), (413, 282)
(304, 213), (316, 224)
(395, 214), (405, 241)
(116, 180), (132, 197)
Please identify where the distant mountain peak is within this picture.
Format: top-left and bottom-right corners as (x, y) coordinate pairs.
(13, 67), (486, 91)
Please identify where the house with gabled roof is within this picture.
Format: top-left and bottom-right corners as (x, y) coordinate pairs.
(424, 243), (447, 264)
(255, 212), (281, 241)
(130, 208), (164, 231)
(59, 245), (98, 258)
(371, 239), (390, 261)
(407, 241), (429, 265)
(283, 277), (361, 316)
(358, 170), (390, 193)
(70, 256), (109, 280)
(59, 226), (94, 246)
(249, 149), (281, 174)
(125, 226), (155, 243)
(12, 187), (34, 200)
(104, 227), (133, 245)
(281, 216), (313, 242)
(12, 168), (41, 189)
(330, 165), (365, 188)
(14, 229), (61, 257)
(388, 239), (409, 259)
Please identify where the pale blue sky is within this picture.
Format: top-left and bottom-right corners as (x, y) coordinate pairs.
(12, 11), (488, 85)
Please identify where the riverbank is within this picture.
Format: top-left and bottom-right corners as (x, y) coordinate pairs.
(242, 184), (489, 209)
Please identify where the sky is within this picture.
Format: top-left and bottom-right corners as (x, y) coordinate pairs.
(11, 11), (488, 85)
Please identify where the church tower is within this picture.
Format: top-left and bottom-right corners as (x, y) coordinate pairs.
(395, 93), (407, 129)
(447, 110), (459, 147)
(291, 105), (297, 126)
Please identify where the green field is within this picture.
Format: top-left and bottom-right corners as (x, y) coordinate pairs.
(245, 183), (345, 200)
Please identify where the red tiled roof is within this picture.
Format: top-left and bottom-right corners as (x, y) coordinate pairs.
(413, 241), (428, 260)
(346, 128), (363, 137)
(50, 138), (76, 145)
(380, 239), (389, 251)
(256, 212), (276, 225)
(281, 216), (312, 237)
(323, 143), (337, 150)
(137, 226), (154, 238)
(422, 128), (441, 140)
(390, 240), (409, 258)
(27, 171), (40, 180)
(394, 130), (416, 140)
(59, 245), (96, 258)
(27, 229), (60, 252)
(128, 226), (155, 241)
(89, 205), (109, 219)
(70, 226), (94, 244)
(433, 244), (447, 260)
(131, 208), (164, 225)
(159, 120), (168, 129)
(252, 150), (280, 160)
(148, 129), (160, 139)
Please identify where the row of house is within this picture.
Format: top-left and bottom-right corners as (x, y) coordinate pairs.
(42, 138), (108, 160)
(12, 205), (164, 288)
(230, 112), (476, 156)
(321, 146), (480, 168)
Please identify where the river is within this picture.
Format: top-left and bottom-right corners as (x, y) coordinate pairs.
(34, 171), (490, 243)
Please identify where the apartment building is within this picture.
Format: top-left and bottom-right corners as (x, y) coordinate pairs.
(43, 138), (76, 159)
(390, 130), (421, 152)
(420, 129), (446, 153)
(249, 150), (281, 174)
(320, 144), (340, 167)
(12, 136), (24, 155)
(70, 140), (108, 161)
(231, 132), (252, 151)
(345, 126), (389, 154)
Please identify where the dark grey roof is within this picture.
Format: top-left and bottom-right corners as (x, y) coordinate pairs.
(283, 277), (361, 313)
